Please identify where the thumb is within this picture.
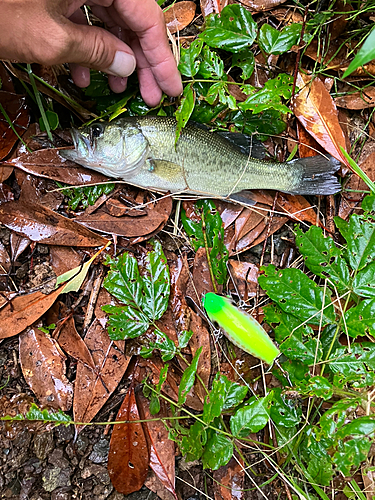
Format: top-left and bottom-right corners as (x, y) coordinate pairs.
(61, 22), (136, 77)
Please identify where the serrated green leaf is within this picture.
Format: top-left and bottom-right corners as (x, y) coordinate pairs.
(178, 38), (204, 77)
(307, 456), (333, 487)
(140, 328), (176, 361)
(203, 374), (228, 423)
(102, 304), (150, 340)
(306, 376), (333, 401)
(295, 225), (350, 292)
(333, 437), (371, 476)
(180, 420), (205, 461)
(175, 83), (196, 144)
(200, 4), (257, 53)
(335, 214), (375, 271)
(141, 241), (170, 322)
(201, 432), (233, 470)
(223, 381), (248, 411)
(150, 393), (161, 415)
(259, 265), (336, 326)
(329, 345), (371, 381)
(280, 335), (322, 366)
(104, 253), (143, 308)
(352, 262), (375, 298)
(230, 392), (272, 438)
(238, 74), (293, 115)
(198, 46), (224, 79)
(232, 108), (287, 136)
(232, 49), (255, 80)
(178, 347), (202, 406)
(362, 194), (375, 212)
(345, 299), (375, 338)
(258, 23), (302, 55)
(25, 403), (72, 424)
(263, 304), (314, 344)
(270, 388), (302, 428)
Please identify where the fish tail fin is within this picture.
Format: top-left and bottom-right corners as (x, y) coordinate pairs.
(288, 155), (341, 195)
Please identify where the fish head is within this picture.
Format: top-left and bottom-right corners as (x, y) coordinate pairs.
(60, 120), (149, 178)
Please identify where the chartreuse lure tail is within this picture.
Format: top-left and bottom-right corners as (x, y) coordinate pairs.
(202, 293), (280, 365)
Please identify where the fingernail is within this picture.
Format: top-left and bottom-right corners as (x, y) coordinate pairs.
(108, 51), (136, 77)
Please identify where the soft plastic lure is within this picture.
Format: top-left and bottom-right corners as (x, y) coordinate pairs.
(202, 292), (280, 365)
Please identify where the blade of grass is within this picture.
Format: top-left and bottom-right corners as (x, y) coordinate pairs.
(340, 146), (375, 194)
(0, 102), (31, 153)
(26, 64), (53, 142)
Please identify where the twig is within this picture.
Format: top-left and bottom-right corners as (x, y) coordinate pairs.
(82, 266), (104, 334)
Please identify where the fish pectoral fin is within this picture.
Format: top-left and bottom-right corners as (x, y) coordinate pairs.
(153, 159), (187, 183)
(229, 190), (257, 206)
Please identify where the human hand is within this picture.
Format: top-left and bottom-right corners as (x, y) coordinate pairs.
(0, 0), (182, 106)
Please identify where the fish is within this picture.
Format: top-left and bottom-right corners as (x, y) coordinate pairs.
(60, 116), (341, 203)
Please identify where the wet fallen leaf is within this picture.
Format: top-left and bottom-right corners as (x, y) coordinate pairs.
(0, 241), (11, 273)
(19, 327), (73, 411)
(0, 91), (30, 161)
(292, 73), (349, 167)
(73, 318), (131, 426)
(330, 0), (352, 40)
(10, 232), (31, 265)
(0, 286), (62, 340)
(54, 316), (96, 370)
(362, 462), (375, 500)
(239, 0), (287, 10)
(0, 183), (14, 204)
(137, 393), (177, 499)
(302, 38), (348, 71)
(188, 247), (217, 300)
(200, 0), (229, 19)
(0, 201), (108, 247)
(76, 199), (170, 238)
(335, 87), (375, 109)
(49, 246), (83, 276)
(8, 148), (109, 185)
(213, 454), (245, 500)
(228, 259), (258, 299)
(189, 310), (211, 404)
(164, 1), (196, 34)
(16, 170), (63, 210)
(234, 215), (288, 254)
(297, 121), (324, 158)
(145, 473), (176, 500)
(169, 253), (191, 333)
(276, 193), (318, 226)
(108, 383), (150, 495)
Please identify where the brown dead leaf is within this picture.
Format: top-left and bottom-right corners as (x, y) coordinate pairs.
(200, 0), (229, 19)
(0, 201), (108, 247)
(0, 286), (62, 340)
(335, 87), (375, 110)
(0, 91), (30, 161)
(164, 1), (196, 34)
(213, 455), (245, 500)
(10, 232), (31, 264)
(228, 259), (258, 299)
(73, 318), (131, 426)
(16, 170), (63, 210)
(169, 253), (191, 333)
(76, 195), (172, 239)
(0, 182), (14, 204)
(108, 383), (150, 495)
(292, 73), (348, 167)
(145, 473), (176, 500)
(239, 0), (287, 10)
(9, 148), (109, 185)
(49, 246), (83, 276)
(234, 215), (288, 254)
(189, 310), (211, 404)
(19, 327), (73, 411)
(276, 193), (318, 226)
(362, 463), (375, 500)
(297, 120), (324, 158)
(137, 393), (177, 500)
(0, 240), (11, 273)
(303, 38), (348, 71)
(54, 316), (96, 370)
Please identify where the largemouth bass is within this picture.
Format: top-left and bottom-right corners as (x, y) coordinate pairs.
(60, 116), (341, 202)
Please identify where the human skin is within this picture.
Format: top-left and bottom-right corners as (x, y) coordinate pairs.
(0, 0), (183, 106)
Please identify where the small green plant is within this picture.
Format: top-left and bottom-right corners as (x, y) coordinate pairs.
(57, 182), (115, 210)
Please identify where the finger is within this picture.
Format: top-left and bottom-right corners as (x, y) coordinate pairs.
(108, 75), (128, 93)
(112, 0), (182, 97)
(60, 20), (136, 78)
(130, 36), (162, 107)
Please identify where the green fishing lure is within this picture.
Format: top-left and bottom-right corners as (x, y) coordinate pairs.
(202, 293), (280, 365)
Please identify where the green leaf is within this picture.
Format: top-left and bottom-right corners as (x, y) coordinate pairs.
(345, 299), (375, 338)
(178, 39), (204, 77)
(232, 108), (287, 135)
(141, 240), (170, 322)
(140, 328), (176, 361)
(270, 388), (302, 428)
(238, 74), (293, 114)
(295, 225), (350, 292)
(223, 380), (248, 411)
(178, 330), (194, 349)
(201, 431), (233, 470)
(258, 265), (336, 326)
(335, 214), (375, 271)
(175, 83), (196, 144)
(104, 253), (144, 308)
(180, 420), (205, 461)
(83, 71), (111, 97)
(198, 46), (224, 79)
(178, 347), (202, 406)
(230, 392), (272, 438)
(232, 49), (255, 80)
(362, 194), (375, 212)
(258, 23), (302, 55)
(352, 263), (375, 298)
(39, 109), (59, 132)
(307, 456), (333, 487)
(263, 304), (314, 344)
(203, 374), (248, 424)
(343, 24), (375, 78)
(102, 304), (150, 340)
(25, 403), (72, 424)
(200, 4), (257, 53)
(305, 376), (333, 401)
(280, 336), (322, 366)
(333, 437), (371, 476)
(149, 393), (161, 415)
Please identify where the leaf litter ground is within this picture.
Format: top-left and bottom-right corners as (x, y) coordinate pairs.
(2, 0), (375, 499)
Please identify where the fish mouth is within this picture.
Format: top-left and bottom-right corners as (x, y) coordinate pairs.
(59, 129), (92, 163)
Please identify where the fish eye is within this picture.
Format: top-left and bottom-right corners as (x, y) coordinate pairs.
(91, 124), (104, 139)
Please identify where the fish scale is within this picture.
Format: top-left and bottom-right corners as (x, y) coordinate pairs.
(60, 116), (341, 200)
